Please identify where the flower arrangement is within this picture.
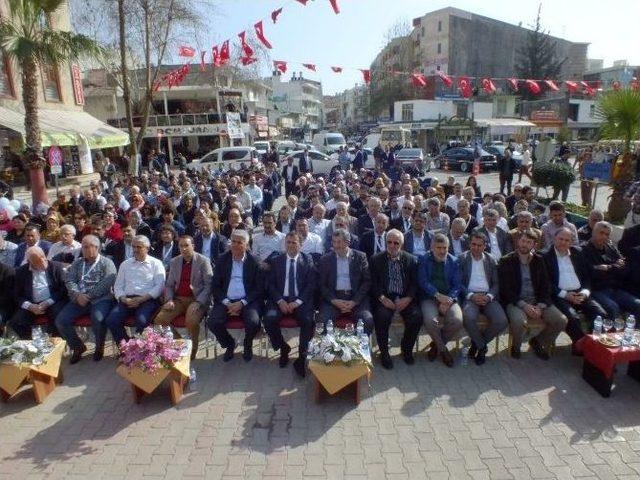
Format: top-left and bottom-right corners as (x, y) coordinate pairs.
(308, 330), (371, 366)
(0, 338), (47, 365)
(119, 327), (183, 373)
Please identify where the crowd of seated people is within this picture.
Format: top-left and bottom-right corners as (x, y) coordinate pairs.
(0, 158), (639, 378)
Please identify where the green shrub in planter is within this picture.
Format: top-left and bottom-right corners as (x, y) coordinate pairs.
(532, 162), (577, 190)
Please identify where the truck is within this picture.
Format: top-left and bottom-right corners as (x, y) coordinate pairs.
(312, 131), (347, 154)
(380, 127), (411, 150)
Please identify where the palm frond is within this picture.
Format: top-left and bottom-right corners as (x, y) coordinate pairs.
(596, 89), (640, 153)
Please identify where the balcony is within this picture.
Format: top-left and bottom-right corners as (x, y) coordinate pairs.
(106, 112), (247, 129)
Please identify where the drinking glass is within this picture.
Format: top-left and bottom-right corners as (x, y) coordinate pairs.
(314, 322), (325, 337)
(603, 318), (614, 333)
(345, 323), (355, 335)
(614, 319), (625, 333)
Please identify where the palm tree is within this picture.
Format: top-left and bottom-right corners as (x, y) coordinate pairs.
(0, 0), (102, 208)
(595, 89), (640, 221)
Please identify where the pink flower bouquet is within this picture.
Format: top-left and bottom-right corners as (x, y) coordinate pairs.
(119, 327), (183, 373)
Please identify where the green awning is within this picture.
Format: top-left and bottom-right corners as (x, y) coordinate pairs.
(0, 105), (129, 149)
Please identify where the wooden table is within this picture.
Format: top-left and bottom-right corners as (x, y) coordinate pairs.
(582, 334), (640, 397)
(308, 361), (371, 405)
(116, 340), (191, 405)
(0, 338), (66, 404)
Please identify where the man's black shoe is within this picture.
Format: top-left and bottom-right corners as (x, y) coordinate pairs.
(529, 338), (550, 360)
(468, 341), (478, 359)
(427, 342), (438, 362)
(380, 351), (393, 369)
(223, 340), (236, 362)
(293, 358), (306, 377)
(70, 344), (87, 364)
(510, 345), (521, 359)
(475, 347), (488, 366)
(279, 343), (291, 368)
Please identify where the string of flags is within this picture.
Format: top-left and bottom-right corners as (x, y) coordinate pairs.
(159, 0), (639, 96)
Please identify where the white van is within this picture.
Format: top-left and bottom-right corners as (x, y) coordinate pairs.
(362, 133), (381, 149)
(190, 146), (257, 171)
(312, 132), (346, 154)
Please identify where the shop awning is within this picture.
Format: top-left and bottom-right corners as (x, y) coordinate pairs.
(0, 105), (129, 149)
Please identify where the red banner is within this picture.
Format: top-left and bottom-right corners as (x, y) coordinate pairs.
(254, 21), (272, 49)
(178, 46), (195, 57)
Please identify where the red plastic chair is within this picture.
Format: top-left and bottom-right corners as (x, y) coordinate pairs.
(213, 315), (264, 358)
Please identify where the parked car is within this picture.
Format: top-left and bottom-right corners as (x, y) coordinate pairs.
(253, 141), (270, 157)
(282, 149), (338, 175)
(484, 145), (524, 169)
(277, 140), (297, 156)
(433, 147), (497, 172)
(394, 148), (431, 175)
(189, 146), (258, 172)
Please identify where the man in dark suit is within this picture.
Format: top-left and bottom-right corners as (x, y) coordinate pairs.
(298, 147), (314, 174)
(105, 223), (136, 268)
(618, 221), (640, 258)
(356, 197), (382, 236)
(370, 229), (422, 369)
(14, 224), (52, 267)
(317, 229), (373, 333)
(498, 230), (567, 360)
(543, 227), (607, 355)
(474, 208), (512, 261)
(360, 213), (389, 259)
(0, 262), (16, 336)
(282, 156), (300, 199)
(448, 218), (470, 256)
(193, 217), (226, 265)
(459, 232), (508, 365)
(352, 145), (364, 171)
(389, 200), (414, 233)
(403, 211), (431, 257)
(206, 229), (263, 362)
(263, 232), (317, 377)
(7, 246), (68, 339)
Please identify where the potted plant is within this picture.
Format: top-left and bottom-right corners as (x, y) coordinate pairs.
(595, 89), (640, 222)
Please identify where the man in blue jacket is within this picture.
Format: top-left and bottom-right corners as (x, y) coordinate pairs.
(418, 233), (463, 367)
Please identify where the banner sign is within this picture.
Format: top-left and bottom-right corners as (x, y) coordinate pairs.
(226, 112), (244, 139)
(48, 145), (63, 175)
(583, 161), (613, 183)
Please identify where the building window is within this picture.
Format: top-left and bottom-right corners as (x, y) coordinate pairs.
(438, 20), (442, 32)
(0, 50), (13, 98)
(496, 97), (507, 116)
(421, 26), (425, 36)
(589, 104), (596, 118)
(401, 103), (413, 122)
(437, 43), (442, 54)
(41, 65), (61, 102)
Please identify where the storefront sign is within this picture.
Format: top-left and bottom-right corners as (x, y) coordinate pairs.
(583, 161), (613, 183)
(148, 125), (223, 137)
(71, 64), (84, 106)
(530, 110), (559, 121)
(48, 145), (63, 175)
(226, 112), (244, 139)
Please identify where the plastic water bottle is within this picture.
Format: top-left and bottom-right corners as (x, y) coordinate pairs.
(460, 345), (469, 366)
(356, 319), (364, 337)
(31, 326), (43, 350)
(189, 367), (197, 388)
(623, 315), (636, 346)
(164, 326), (174, 340)
(326, 319), (334, 336)
(593, 316), (603, 337)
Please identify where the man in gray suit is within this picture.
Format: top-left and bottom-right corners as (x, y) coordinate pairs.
(448, 218), (470, 257)
(318, 229), (373, 334)
(154, 236), (213, 359)
(474, 208), (512, 261)
(459, 232), (508, 365)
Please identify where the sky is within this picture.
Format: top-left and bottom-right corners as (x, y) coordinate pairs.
(189, 0), (640, 95)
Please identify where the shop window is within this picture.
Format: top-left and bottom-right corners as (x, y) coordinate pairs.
(41, 64), (61, 102)
(0, 50), (14, 98)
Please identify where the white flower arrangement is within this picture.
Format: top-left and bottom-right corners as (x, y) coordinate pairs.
(0, 338), (50, 365)
(308, 330), (371, 366)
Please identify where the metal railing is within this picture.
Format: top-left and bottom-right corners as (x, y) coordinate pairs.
(106, 112), (248, 129)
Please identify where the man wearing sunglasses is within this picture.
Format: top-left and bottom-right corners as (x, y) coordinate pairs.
(369, 229), (421, 369)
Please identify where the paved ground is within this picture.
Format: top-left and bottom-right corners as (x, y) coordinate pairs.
(1, 331), (640, 480)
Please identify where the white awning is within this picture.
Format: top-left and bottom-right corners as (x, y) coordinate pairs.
(475, 118), (536, 135)
(0, 105), (129, 149)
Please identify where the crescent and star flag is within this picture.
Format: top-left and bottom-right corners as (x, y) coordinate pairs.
(458, 77), (473, 98)
(271, 7), (283, 23)
(329, 0), (340, 14)
(481, 78), (496, 94)
(178, 46), (195, 57)
(274, 60), (287, 74)
(331, 66), (343, 73)
(295, 0), (309, 4)
(581, 81), (596, 96)
(200, 51), (207, 71)
(411, 73), (427, 87)
(525, 79), (541, 94)
(544, 79), (559, 91)
(211, 46), (220, 67)
(565, 80), (579, 93)
(303, 63), (317, 71)
(254, 21), (272, 49)
(360, 69), (371, 84)
(241, 56), (257, 66)
(437, 71), (453, 88)
(238, 31), (254, 58)
(507, 78), (519, 91)
(219, 41), (230, 65)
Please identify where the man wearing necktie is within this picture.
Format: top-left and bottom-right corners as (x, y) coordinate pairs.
(361, 213), (389, 259)
(263, 232), (317, 377)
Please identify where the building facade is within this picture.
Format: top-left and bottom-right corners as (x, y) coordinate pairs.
(583, 64), (640, 90)
(0, 0), (127, 178)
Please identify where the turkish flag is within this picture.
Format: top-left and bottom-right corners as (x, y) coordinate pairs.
(525, 79), (541, 95)
(411, 73), (427, 87)
(211, 46), (220, 67)
(360, 69), (371, 84)
(303, 63), (316, 72)
(632, 78), (640, 91)
(331, 66), (343, 73)
(565, 80), (579, 93)
(612, 81), (621, 91)
(481, 78), (496, 94)
(254, 21), (272, 49)
(458, 77), (473, 98)
(274, 60), (287, 74)
(296, 0), (308, 4)
(219, 40), (230, 65)
(178, 45), (195, 58)
(544, 80), (559, 91)
(241, 56), (257, 66)
(238, 31), (254, 58)
(507, 78), (519, 92)
(437, 71), (453, 88)
(329, 0), (340, 14)
(581, 81), (596, 96)
(271, 7), (283, 23)
(200, 51), (207, 71)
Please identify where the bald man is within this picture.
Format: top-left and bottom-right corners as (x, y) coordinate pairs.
(7, 246), (68, 339)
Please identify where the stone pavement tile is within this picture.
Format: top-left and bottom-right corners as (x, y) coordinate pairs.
(426, 472), (450, 480)
(364, 463), (386, 480)
(324, 464), (345, 479)
(302, 455), (325, 476)
(570, 445), (608, 466)
(284, 465), (304, 479)
(362, 444), (384, 465)
(582, 464), (617, 479)
(598, 452), (639, 476)
(522, 456), (557, 479)
(532, 445), (567, 467)
(399, 444), (423, 463)
(496, 447), (527, 469)
(460, 449), (487, 471)
(384, 452), (408, 474)
(477, 440), (501, 460)
(482, 458), (515, 479)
